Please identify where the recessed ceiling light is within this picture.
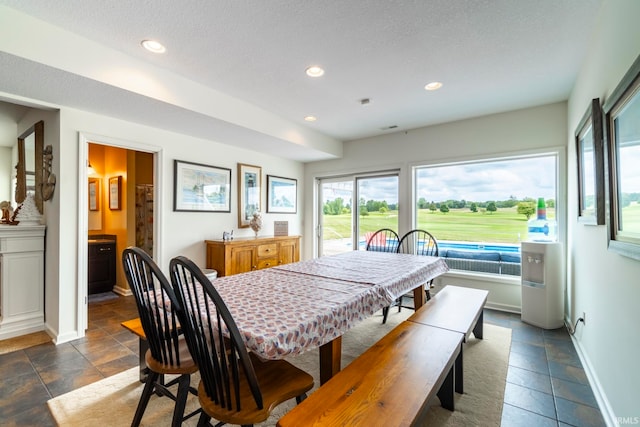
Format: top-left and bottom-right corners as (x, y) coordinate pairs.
(141, 39), (166, 54)
(304, 116), (317, 122)
(424, 81), (443, 91)
(305, 66), (325, 77)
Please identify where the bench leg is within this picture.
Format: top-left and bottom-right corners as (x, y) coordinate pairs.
(437, 365), (455, 411)
(139, 337), (150, 383)
(455, 344), (463, 394)
(473, 310), (484, 339)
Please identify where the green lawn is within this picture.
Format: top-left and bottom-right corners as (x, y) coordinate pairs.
(323, 208), (557, 243)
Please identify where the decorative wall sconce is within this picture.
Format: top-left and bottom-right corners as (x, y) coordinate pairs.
(42, 144), (56, 202)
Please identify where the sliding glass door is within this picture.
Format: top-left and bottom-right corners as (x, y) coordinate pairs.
(318, 178), (354, 256)
(318, 172), (399, 256)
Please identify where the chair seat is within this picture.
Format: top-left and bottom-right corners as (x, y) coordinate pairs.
(197, 352), (314, 425)
(145, 336), (198, 375)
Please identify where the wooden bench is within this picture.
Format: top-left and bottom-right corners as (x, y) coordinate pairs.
(121, 318), (149, 382)
(408, 285), (489, 393)
(277, 321), (463, 427)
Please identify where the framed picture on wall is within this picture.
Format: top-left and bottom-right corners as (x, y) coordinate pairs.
(267, 175), (297, 213)
(603, 53), (640, 260)
(237, 163), (262, 227)
(88, 178), (100, 211)
(109, 176), (122, 210)
(173, 160), (232, 212)
(575, 98), (605, 225)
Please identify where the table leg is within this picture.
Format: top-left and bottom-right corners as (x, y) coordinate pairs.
(413, 284), (425, 309)
(473, 310), (484, 339)
(319, 336), (342, 385)
(455, 343), (463, 394)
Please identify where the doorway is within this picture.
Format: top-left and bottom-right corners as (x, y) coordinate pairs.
(79, 134), (161, 335)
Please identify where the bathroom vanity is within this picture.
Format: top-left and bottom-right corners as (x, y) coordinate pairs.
(88, 235), (116, 295)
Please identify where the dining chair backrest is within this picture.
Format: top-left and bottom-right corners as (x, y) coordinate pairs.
(122, 247), (183, 368)
(398, 229), (439, 257)
(365, 228), (400, 253)
(169, 255), (263, 413)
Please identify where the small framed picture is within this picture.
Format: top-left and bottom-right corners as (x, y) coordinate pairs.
(267, 175), (297, 214)
(88, 178), (100, 211)
(109, 176), (122, 210)
(238, 163), (262, 227)
(575, 98), (604, 225)
(173, 160), (231, 212)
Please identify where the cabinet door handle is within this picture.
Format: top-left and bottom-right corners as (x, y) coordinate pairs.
(99, 247), (112, 252)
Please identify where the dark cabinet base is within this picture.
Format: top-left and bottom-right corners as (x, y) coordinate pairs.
(88, 238), (116, 295)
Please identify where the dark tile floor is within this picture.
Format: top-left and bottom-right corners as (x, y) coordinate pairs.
(0, 294), (606, 427)
(0, 292), (140, 426)
(485, 310), (607, 427)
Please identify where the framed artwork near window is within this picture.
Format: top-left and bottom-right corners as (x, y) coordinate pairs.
(237, 163), (261, 227)
(267, 175), (297, 213)
(603, 54), (640, 260)
(88, 178), (100, 211)
(173, 160), (231, 212)
(575, 98), (605, 225)
(109, 176), (122, 210)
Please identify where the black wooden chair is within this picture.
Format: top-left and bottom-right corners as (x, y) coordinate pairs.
(396, 229), (439, 310)
(364, 229), (401, 324)
(122, 247), (200, 427)
(169, 255), (314, 427)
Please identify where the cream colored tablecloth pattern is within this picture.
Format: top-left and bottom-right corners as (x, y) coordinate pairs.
(206, 251), (449, 359)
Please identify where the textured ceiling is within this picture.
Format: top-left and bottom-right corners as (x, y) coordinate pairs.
(0, 0), (603, 161)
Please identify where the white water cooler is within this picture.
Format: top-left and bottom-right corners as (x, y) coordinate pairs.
(521, 241), (564, 329)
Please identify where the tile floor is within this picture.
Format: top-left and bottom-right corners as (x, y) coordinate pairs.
(0, 294), (607, 426)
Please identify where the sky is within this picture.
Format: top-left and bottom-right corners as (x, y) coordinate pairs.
(324, 155), (558, 205)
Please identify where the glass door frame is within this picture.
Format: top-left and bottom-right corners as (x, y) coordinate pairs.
(316, 170), (400, 257)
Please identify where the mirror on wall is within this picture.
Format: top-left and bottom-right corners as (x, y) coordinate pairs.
(16, 121), (44, 214)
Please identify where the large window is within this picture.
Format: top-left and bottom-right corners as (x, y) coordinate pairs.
(414, 154), (558, 275)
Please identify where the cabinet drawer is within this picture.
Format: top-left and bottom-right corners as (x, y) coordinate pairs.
(257, 258), (278, 269)
(257, 244), (277, 258)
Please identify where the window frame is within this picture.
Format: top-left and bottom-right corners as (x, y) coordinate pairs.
(411, 150), (563, 244)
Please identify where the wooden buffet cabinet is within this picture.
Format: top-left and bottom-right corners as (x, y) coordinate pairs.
(205, 235), (301, 277)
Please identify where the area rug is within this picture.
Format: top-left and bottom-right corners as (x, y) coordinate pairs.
(48, 311), (511, 426)
(0, 331), (51, 355)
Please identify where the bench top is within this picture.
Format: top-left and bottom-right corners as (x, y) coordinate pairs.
(120, 318), (146, 339)
(277, 321), (462, 427)
(408, 285), (488, 338)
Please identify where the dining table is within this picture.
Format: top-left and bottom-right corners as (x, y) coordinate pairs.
(202, 250), (449, 384)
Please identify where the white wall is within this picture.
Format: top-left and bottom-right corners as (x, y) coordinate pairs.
(0, 146), (11, 201)
(567, 0), (640, 421)
(304, 102), (567, 311)
(12, 105), (305, 343)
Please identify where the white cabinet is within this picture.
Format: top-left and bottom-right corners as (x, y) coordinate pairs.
(0, 225), (46, 339)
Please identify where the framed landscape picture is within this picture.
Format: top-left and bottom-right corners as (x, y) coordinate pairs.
(173, 160), (231, 212)
(267, 175), (297, 213)
(603, 53), (640, 260)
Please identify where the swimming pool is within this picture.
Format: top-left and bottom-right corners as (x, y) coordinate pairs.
(359, 239), (521, 253)
(437, 241), (520, 253)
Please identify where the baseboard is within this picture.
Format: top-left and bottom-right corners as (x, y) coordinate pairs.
(112, 285), (132, 296)
(485, 301), (521, 314)
(566, 317), (617, 427)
